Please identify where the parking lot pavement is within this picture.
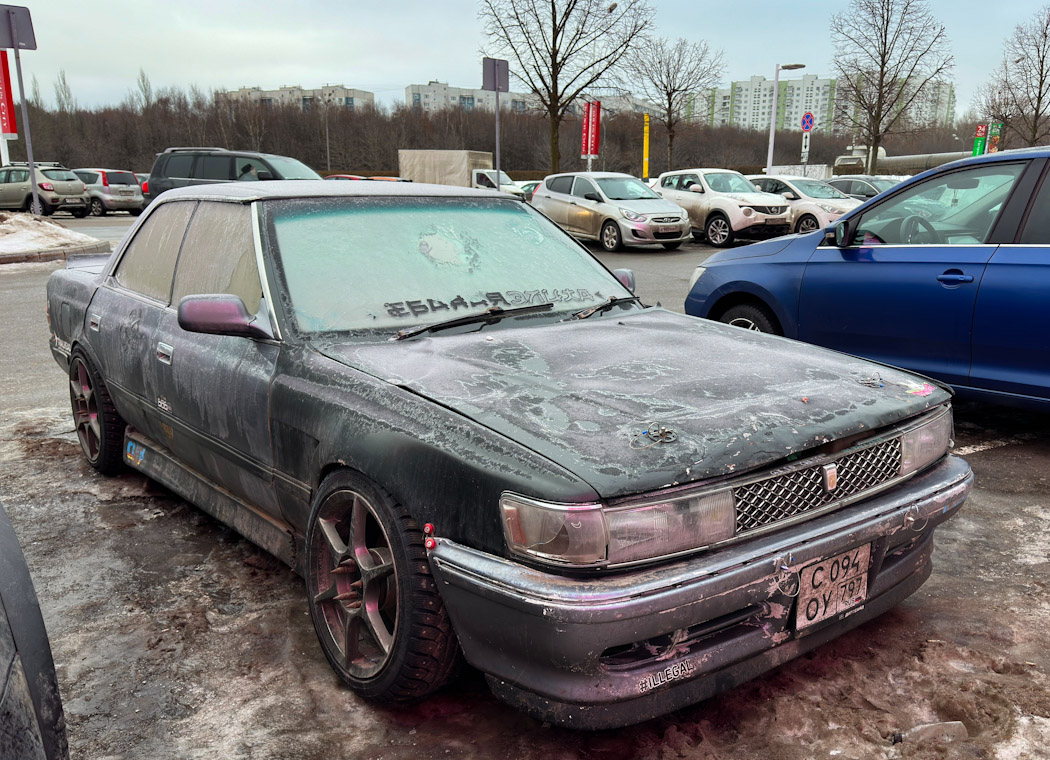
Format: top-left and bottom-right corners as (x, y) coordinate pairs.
(58, 212), (138, 247)
(4, 257), (1050, 757)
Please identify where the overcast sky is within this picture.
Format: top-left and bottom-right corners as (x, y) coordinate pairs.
(16, 0), (1039, 122)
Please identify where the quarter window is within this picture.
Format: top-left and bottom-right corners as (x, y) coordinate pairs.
(114, 201), (196, 302)
(165, 155), (194, 178)
(171, 202), (262, 314)
(547, 176), (573, 194)
(1018, 172), (1050, 244)
(197, 155), (232, 180)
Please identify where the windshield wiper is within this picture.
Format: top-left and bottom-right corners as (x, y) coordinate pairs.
(391, 302), (555, 341)
(569, 295), (643, 320)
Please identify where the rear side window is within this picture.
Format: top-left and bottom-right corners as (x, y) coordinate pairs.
(572, 177), (597, 198)
(114, 201), (196, 302)
(8, 169), (27, 182)
(1019, 173), (1050, 244)
(171, 202), (262, 313)
(75, 171), (99, 184)
(164, 155), (194, 178)
(105, 171), (137, 185)
(197, 156), (231, 180)
(546, 176), (573, 194)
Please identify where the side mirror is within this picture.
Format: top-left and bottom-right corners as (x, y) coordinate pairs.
(689, 185), (704, 193)
(833, 219), (851, 248)
(178, 294), (273, 339)
(257, 170), (274, 181)
(781, 191), (798, 200)
(584, 192), (602, 202)
(612, 268), (636, 293)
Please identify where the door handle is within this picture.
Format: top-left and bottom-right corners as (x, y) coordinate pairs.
(936, 273), (974, 284)
(156, 342), (173, 365)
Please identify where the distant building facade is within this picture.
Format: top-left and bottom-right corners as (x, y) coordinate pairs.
(692, 74), (837, 132)
(406, 81), (530, 113)
(220, 84), (375, 111)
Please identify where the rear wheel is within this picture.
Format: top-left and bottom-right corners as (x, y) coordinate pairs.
(795, 214), (819, 234)
(90, 198), (106, 217)
(600, 220), (623, 252)
(705, 214), (734, 247)
(71, 208), (89, 218)
(306, 470), (459, 702)
(719, 303), (779, 334)
(68, 349), (126, 475)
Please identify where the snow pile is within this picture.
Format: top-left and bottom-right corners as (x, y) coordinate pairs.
(0, 212), (100, 254)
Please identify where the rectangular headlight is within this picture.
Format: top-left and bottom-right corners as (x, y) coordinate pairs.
(500, 494), (607, 566)
(899, 408), (953, 476)
(605, 489), (735, 565)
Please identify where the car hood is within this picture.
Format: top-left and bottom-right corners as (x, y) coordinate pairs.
(608, 198), (685, 216)
(317, 309), (949, 499)
(703, 234), (799, 261)
(721, 192), (787, 206)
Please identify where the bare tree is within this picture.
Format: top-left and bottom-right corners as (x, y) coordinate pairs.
(975, 5), (1050, 148)
(479, 0), (653, 172)
(136, 68), (154, 112)
(831, 0), (954, 173)
(54, 70), (76, 113)
(626, 37), (724, 169)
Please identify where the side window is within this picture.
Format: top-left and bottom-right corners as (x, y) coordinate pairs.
(197, 155), (232, 180)
(12, 170), (28, 182)
(75, 171), (98, 184)
(171, 202), (262, 314)
(165, 155), (194, 178)
(0, 170), (8, 183)
(476, 172), (495, 188)
(660, 175), (677, 189)
(849, 163), (1026, 247)
(114, 201), (196, 302)
(679, 174), (700, 190)
(234, 159), (267, 181)
(572, 177), (597, 198)
(1018, 172), (1050, 244)
(547, 176), (573, 194)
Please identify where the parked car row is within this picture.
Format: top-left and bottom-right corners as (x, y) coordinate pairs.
(0, 162), (91, 216)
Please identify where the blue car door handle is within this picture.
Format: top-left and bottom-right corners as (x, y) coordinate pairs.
(937, 272), (974, 285)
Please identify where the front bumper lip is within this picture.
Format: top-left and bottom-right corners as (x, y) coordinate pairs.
(428, 454), (971, 729)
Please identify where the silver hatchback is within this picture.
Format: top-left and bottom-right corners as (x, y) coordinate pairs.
(73, 168), (145, 216)
(532, 171), (691, 251)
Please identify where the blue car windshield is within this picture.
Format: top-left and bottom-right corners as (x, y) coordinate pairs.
(264, 196), (630, 335)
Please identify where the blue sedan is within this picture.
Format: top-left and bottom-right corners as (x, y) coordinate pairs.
(685, 147), (1050, 407)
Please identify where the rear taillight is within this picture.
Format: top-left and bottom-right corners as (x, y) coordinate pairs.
(39, 182), (54, 191)
(100, 171), (109, 186)
(530, 184), (539, 200)
(141, 180), (149, 195)
(80, 183), (87, 192)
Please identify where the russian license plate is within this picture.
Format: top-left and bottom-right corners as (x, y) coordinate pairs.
(765, 216), (786, 224)
(63, 198), (77, 204)
(795, 543), (870, 631)
(119, 189), (134, 196)
(658, 224), (680, 233)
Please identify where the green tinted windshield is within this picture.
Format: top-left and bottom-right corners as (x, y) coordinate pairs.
(265, 197), (629, 335)
(265, 156), (322, 180)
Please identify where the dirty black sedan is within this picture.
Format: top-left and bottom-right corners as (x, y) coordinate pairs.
(45, 181), (971, 729)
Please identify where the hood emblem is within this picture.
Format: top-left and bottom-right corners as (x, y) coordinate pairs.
(821, 463), (838, 492)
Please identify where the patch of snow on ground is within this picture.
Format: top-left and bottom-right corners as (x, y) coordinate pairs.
(0, 212), (100, 253)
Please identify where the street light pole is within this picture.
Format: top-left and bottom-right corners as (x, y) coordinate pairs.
(765, 63), (805, 174)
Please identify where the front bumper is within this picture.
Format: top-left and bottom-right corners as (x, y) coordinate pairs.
(618, 217), (691, 245)
(428, 455), (971, 729)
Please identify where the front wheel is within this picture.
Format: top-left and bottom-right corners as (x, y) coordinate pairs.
(600, 220), (623, 252)
(68, 349), (126, 475)
(662, 241), (682, 251)
(305, 470), (459, 702)
(705, 214), (734, 247)
(795, 214), (819, 234)
(719, 303), (780, 334)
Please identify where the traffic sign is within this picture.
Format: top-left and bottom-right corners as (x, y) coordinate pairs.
(801, 112), (814, 132)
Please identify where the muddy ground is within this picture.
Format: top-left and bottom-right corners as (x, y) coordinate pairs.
(3, 260), (1050, 759)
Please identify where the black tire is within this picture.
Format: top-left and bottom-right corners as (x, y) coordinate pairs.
(21, 196), (32, 213)
(600, 220), (623, 252)
(71, 208), (89, 218)
(795, 214), (819, 234)
(68, 348), (126, 475)
(661, 241), (682, 251)
(305, 470), (459, 703)
(705, 214), (734, 247)
(90, 198), (106, 216)
(719, 303), (780, 334)
(39, 202), (54, 216)
(129, 208), (143, 216)
(691, 228), (705, 243)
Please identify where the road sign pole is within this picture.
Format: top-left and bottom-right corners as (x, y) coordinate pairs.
(7, 9), (37, 214)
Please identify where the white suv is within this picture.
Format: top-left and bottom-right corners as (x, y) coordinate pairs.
(655, 169), (790, 247)
(748, 175), (861, 234)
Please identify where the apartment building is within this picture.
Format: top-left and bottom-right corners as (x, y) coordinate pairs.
(220, 85), (375, 110)
(697, 74), (837, 132)
(406, 80), (530, 113)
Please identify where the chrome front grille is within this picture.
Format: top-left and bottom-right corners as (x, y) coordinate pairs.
(651, 216), (681, 223)
(734, 438), (903, 533)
